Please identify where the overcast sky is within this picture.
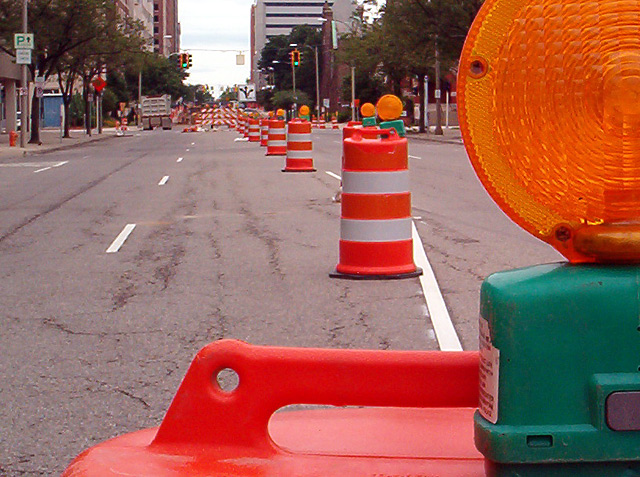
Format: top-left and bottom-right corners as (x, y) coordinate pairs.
(178, 0), (254, 96)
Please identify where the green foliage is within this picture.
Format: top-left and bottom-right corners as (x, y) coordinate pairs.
(271, 90), (311, 110)
(258, 25), (322, 109)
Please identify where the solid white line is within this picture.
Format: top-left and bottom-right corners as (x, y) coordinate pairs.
(54, 161), (69, 167)
(158, 176), (170, 186)
(34, 167), (52, 173)
(106, 224), (136, 253)
(412, 221), (463, 351)
(325, 171), (342, 181)
(177, 157), (183, 163)
(409, 155), (422, 160)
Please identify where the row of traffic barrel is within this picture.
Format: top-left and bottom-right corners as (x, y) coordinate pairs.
(236, 115), (316, 172)
(235, 99), (423, 281)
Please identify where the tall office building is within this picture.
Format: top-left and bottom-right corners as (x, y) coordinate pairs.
(114, 0), (155, 48)
(251, 0), (355, 85)
(154, 0), (181, 56)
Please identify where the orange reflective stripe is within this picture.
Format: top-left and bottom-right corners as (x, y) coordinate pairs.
(342, 194), (411, 220)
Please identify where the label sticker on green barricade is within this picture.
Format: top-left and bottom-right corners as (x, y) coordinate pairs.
(479, 317), (500, 424)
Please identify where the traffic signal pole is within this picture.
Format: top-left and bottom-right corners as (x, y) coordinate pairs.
(20, 0), (27, 148)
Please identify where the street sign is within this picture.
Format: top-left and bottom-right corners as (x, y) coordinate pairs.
(14, 33), (34, 49)
(92, 77), (107, 93)
(88, 93), (94, 102)
(323, 98), (330, 108)
(236, 84), (255, 102)
(16, 49), (31, 65)
(18, 87), (27, 95)
(35, 76), (45, 87)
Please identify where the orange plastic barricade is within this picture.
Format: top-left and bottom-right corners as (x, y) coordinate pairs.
(283, 119), (315, 172)
(332, 129), (423, 279)
(266, 119), (287, 156)
(248, 118), (261, 142)
(63, 340), (482, 476)
(332, 116), (339, 129)
(242, 117), (249, 138)
(259, 118), (269, 147)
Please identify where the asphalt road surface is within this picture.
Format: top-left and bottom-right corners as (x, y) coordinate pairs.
(0, 128), (561, 475)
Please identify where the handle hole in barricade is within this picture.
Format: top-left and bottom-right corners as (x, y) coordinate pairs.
(214, 367), (240, 393)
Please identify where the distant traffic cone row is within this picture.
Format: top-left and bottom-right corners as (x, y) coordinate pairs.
(266, 119), (287, 156)
(283, 119), (315, 172)
(332, 127), (422, 279)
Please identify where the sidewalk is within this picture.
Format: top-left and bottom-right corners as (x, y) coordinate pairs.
(0, 127), (122, 161)
(406, 126), (464, 145)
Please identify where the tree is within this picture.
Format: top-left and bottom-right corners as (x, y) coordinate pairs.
(258, 25), (322, 110)
(272, 90), (311, 111)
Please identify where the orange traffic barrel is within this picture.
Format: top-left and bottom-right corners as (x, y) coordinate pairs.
(62, 339), (482, 476)
(283, 119), (315, 172)
(260, 118), (269, 147)
(248, 119), (261, 142)
(243, 117), (250, 138)
(332, 116), (339, 129)
(266, 119), (287, 156)
(331, 129), (422, 279)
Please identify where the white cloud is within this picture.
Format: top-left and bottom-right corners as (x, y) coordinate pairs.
(178, 0), (253, 94)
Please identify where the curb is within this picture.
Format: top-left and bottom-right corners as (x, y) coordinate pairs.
(406, 133), (464, 146)
(0, 133), (121, 161)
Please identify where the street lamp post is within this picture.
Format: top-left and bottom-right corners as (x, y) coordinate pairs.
(351, 65), (356, 121)
(290, 43), (297, 116)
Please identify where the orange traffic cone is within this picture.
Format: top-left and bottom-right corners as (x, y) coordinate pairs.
(331, 129), (422, 279)
(283, 119), (315, 172)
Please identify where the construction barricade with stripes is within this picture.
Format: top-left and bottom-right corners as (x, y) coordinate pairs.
(331, 129), (422, 279)
(283, 119), (315, 172)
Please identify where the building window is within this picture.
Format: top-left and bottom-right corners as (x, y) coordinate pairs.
(154, 26), (159, 33)
(154, 15), (159, 22)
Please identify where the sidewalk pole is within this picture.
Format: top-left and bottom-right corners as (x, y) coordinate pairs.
(20, 0), (27, 148)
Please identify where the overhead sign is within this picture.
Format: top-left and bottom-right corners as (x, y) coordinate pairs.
(16, 49), (31, 65)
(236, 84), (256, 102)
(14, 33), (34, 49)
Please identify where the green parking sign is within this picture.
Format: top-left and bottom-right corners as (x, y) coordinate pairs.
(14, 33), (34, 49)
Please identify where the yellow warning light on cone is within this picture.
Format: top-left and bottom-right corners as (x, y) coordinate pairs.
(276, 108), (285, 119)
(299, 105), (310, 116)
(360, 103), (376, 118)
(459, 0), (640, 263)
(376, 95), (403, 121)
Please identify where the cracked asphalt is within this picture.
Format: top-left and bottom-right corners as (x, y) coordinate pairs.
(0, 128), (561, 475)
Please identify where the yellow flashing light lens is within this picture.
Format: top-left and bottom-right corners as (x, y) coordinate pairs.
(360, 102), (376, 118)
(459, 0), (640, 263)
(299, 105), (310, 116)
(276, 109), (285, 118)
(376, 95), (403, 121)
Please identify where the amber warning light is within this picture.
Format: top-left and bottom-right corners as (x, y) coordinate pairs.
(458, 0), (640, 263)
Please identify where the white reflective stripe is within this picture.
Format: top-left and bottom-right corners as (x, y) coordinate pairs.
(342, 171), (410, 194)
(287, 150), (313, 159)
(287, 133), (311, 141)
(269, 128), (286, 134)
(269, 140), (287, 147)
(341, 218), (413, 242)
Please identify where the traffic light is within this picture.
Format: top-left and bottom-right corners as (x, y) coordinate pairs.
(180, 53), (188, 69)
(187, 53), (193, 69)
(291, 49), (300, 67)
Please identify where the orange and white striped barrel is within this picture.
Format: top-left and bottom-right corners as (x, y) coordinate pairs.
(266, 119), (287, 156)
(283, 120), (315, 172)
(331, 129), (422, 279)
(332, 117), (339, 129)
(243, 117), (250, 138)
(260, 119), (269, 147)
(248, 119), (261, 142)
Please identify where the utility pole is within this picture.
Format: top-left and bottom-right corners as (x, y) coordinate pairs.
(434, 39), (444, 135)
(20, 0), (27, 148)
(314, 46), (320, 121)
(138, 71), (142, 127)
(351, 65), (356, 121)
